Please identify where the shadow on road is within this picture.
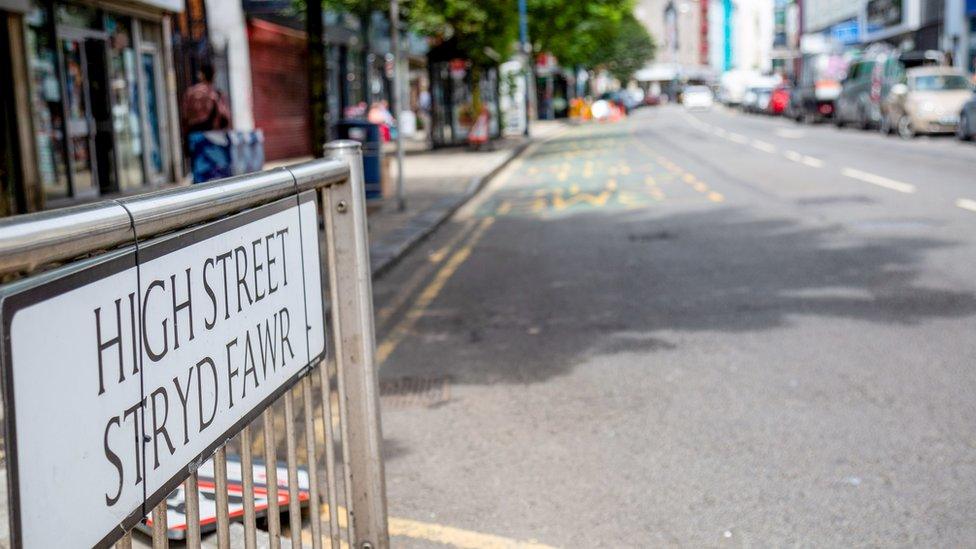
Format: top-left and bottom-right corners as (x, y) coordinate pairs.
(375, 204), (976, 388)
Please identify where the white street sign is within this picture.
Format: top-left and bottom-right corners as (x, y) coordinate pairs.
(0, 194), (325, 547)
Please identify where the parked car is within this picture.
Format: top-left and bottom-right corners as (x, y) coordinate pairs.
(836, 48), (945, 129)
(880, 67), (973, 138)
(682, 85), (714, 110)
(835, 54), (891, 128)
(957, 93), (976, 141)
(769, 85), (791, 115)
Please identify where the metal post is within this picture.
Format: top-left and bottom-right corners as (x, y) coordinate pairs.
(518, 0), (532, 136)
(284, 390), (303, 547)
(184, 471), (202, 548)
(323, 140), (389, 548)
(302, 376), (324, 549)
(151, 500), (168, 549)
(240, 425), (258, 549)
(390, 0), (406, 211)
(214, 446), (231, 549)
(116, 531), (133, 549)
(263, 408), (282, 549)
(318, 358), (343, 547)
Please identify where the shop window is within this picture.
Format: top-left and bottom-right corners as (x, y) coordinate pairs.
(55, 2), (98, 29)
(105, 14), (144, 190)
(138, 21), (169, 183)
(26, 1), (70, 200)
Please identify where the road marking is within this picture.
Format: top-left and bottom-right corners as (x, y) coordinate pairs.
(713, 127), (729, 138)
(389, 517), (557, 549)
(784, 150), (803, 162)
(728, 132), (749, 144)
(751, 140), (777, 153)
(956, 198), (976, 212)
(707, 191), (725, 202)
(304, 505), (556, 549)
(376, 216), (495, 364)
(775, 128), (805, 139)
(376, 220), (480, 325)
(841, 167), (916, 194)
(802, 155), (824, 168)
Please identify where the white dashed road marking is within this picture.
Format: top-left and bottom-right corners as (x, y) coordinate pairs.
(801, 156), (824, 168)
(842, 167), (916, 194)
(956, 198), (976, 212)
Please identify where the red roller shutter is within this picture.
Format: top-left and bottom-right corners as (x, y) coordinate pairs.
(248, 18), (311, 161)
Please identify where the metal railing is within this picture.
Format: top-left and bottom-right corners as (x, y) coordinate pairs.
(0, 141), (388, 548)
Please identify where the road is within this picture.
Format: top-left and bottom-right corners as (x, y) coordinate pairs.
(372, 105), (976, 547)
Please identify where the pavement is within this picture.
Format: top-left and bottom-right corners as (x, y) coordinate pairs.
(372, 105), (976, 546)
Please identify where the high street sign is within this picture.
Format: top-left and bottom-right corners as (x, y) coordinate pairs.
(0, 194), (325, 547)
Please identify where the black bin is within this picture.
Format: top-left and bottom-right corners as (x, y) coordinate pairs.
(335, 120), (383, 200)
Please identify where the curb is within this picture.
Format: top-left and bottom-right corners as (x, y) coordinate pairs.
(369, 139), (533, 279)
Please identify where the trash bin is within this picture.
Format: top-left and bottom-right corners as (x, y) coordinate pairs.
(335, 120), (383, 200)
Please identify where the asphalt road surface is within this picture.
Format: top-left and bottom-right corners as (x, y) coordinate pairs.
(373, 105), (976, 547)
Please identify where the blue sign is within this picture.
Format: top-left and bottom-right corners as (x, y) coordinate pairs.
(829, 19), (860, 45)
(967, 0), (976, 15)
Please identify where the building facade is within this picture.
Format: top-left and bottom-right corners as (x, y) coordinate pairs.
(2, 0), (183, 215)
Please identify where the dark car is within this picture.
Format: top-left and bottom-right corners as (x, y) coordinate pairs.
(958, 91), (976, 141)
(791, 52), (847, 123)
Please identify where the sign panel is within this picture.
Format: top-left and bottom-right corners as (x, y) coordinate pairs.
(138, 456), (310, 539)
(0, 194), (325, 547)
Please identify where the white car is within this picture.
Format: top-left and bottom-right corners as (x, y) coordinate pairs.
(683, 86), (714, 110)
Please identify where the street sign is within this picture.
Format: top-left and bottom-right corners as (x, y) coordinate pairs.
(0, 194), (325, 547)
(137, 456), (310, 539)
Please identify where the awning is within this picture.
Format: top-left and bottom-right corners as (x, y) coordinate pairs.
(634, 64), (677, 82)
(0, 0), (31, 13)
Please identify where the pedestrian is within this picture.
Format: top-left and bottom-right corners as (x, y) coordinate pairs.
(181, 60), (231, 134)
(368, 100), (395, 142)
(182, 60), (232, 183)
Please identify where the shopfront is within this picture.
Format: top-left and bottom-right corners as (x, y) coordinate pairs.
(5, 0), (181, 213)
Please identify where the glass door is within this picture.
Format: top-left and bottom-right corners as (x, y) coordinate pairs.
(57, 13), (114, 200)
(136, 21), (168, 184)
(59, 36), (97, 198)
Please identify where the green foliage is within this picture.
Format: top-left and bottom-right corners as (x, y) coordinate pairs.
(406, 0), (519, 68)
(527, 0), (626, 67)
(323, 0), (389, 16)
(589, 12), (656, 82)
(528, 0), (655, 81)
(299, 0), (655, 82)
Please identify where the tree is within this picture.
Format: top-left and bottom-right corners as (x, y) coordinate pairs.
(590, 12), (656, 82)
(308, 0), (327, 155)
(527, 0), (655, 82)
(407, 0), (519, 114)
(407, 0), (518, 68)
(527, 0), (631, 68)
